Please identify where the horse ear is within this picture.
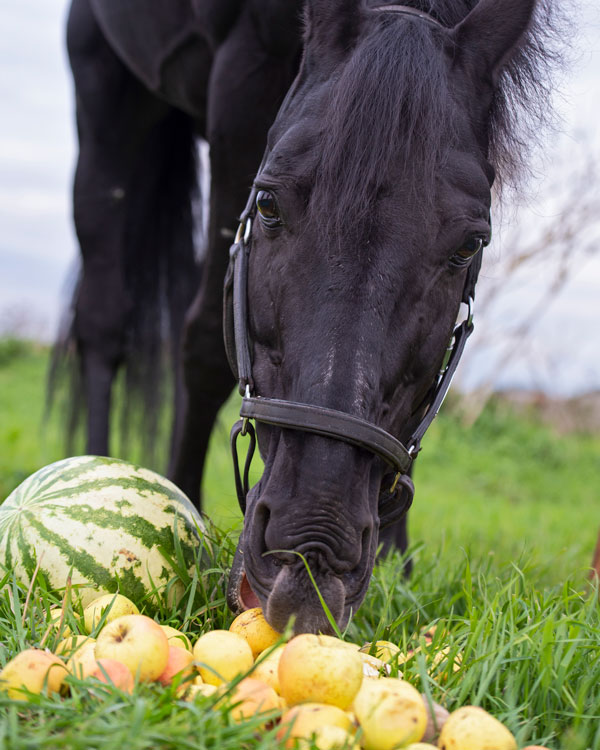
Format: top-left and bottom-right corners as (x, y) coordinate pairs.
(450, 0), (537, 85)
(303, 0), (364, 66)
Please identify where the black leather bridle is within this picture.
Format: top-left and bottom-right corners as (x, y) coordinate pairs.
(222, 4), (481, 530)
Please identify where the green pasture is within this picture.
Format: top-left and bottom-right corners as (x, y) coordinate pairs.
(1, 340), (599, 749)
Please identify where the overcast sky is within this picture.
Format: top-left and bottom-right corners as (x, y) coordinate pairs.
(1, 0), (599, 395)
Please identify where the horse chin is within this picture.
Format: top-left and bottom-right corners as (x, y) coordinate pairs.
(226, 541), (373, 635)
(265, 565), (347, 635)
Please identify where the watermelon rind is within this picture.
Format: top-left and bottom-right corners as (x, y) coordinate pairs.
(0, 456), (206, 608)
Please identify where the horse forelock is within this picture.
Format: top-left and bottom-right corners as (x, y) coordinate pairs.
(299, 0), (566, 247)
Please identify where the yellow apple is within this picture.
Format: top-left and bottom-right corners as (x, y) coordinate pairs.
(160, 625), (192, 652)
(67, 640), (98, 679)
(252, 644), (285, 693)
(437, 706), (516, 750)
(48, 606), (82, 638)
(95, 614), (168, 682)
(352, 677), (427, 750)
(0, 649), (68, 699)
(157, 646), (195, 689)
(278, 634), (363, 709)
(359, 641), (401, 663)
(306, 725), (360, 750)
(404, 745), (439, 749)
(229, 607), (282, 657)
(83, 593), (139, 633)
(55, 634), (96, 658)
(89, 658), (135, 693)
(192, 629), (254, 686)
(184, 682), (219, 701)
(277, 702), (355, 748)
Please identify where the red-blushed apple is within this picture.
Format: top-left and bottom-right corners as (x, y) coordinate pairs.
(89, 658), (135, 693)
(220, 677), (284, 723)
(159, 625), (192, 652)
(437, 706), (517, 750)
(192, 629), (254, 686)
(229, 607), (283, 658)
(277, 702), (355, 749)
(352, 677), (427, 750)
(278, 634), (363, 709)
(421, 695), (449, 743)
(83, 593), (139, 633)
(0, 648), (68, 699)
(157, 645), (195, 691)
(95, 614), (168, 682)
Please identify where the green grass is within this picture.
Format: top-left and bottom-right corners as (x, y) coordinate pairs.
(1, 342), (600, 749)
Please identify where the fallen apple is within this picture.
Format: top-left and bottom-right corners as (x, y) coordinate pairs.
(221, 677), (284, 722)
(192, 629), (254, 686)
(67, 640), (98, 679)
(278, 634), (363, 709)
(95, 614), (169, 682)
(0, 649), (68, 700)
(300, 724), (360, 750)
(421, 695), (449, 742)
(352, 677), (427, 750)
(438, 706), (517, 750)
(48, 606), (81, 638)
(252, 644), (286, 693)
(359, 641), (401, 663)
(55, 634), (95, 658)
(88, 658), (135, 693)
(160, 625), (192, 652)
(157, 645), (195, 689)
(184, 682), (218, 701)
(277, 702), (355, 748)
(229, 607), (282, 658)
(83, 593), (140, 633)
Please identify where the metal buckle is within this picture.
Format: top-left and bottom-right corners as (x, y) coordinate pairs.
(241, 384), (252, 436)
(235, 216), (253, 246)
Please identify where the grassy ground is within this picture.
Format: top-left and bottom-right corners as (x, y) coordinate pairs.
(1, 341), (599, 748)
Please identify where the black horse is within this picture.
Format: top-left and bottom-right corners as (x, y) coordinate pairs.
(62, 0), (558, 633)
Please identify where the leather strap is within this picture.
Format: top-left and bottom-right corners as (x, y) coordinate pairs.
(240, 395), (413, 475)
(371, 4), (444, 28)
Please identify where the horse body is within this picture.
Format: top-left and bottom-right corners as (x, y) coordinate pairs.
(64, 0), (556, 633)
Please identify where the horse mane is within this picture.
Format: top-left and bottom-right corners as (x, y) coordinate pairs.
(309, 0), (567, 245)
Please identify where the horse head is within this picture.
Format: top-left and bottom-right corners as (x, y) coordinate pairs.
(228, 0), (540, 634)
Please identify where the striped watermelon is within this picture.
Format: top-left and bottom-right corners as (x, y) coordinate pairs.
(0, 456), (206, 607)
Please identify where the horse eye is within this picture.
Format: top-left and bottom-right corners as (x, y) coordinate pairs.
(256, 190), (282, 228)
(449, 236), (486, 268)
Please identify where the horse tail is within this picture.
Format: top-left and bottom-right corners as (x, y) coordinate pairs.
(47, 107), (202, 470)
